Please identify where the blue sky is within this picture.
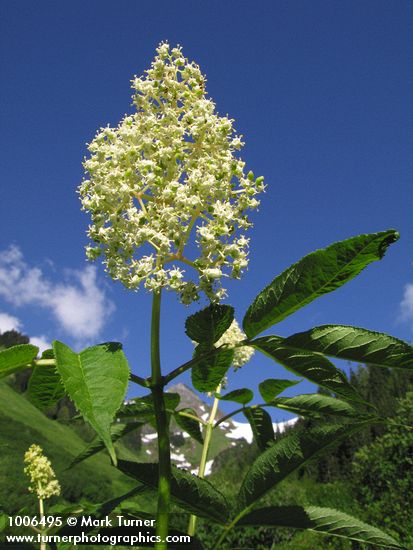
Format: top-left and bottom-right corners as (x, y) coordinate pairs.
(1, 1), (412, 420)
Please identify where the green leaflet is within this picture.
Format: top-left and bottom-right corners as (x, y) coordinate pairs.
(284, 325), (413, 370)
(216, 388), (254, 405)
(116, 393), (181, 433)
(0, 344), (39, 378)
(69, 422), (143, 468)
(117, 460), (229, 524)
(238, 419), (375, 509)
(242, 407), (275, 451)
(185, 305), (236, 392)
(243, 230), (399, 339)
(185, 304), (234, 344)
(191, 346), (234, 392)
(27, 365), (65, 410)
(252, 335), (364, 403)
(174, 408), (204, 444)
(258, 378), (300, 402)
(238, 506), (401, 548)
(53, 341), (130, 466)
(117, 392), (181, 418)
(273, 394), (370, 419)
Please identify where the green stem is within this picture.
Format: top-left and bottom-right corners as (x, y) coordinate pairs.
(129, 373), (151, 388)
(178, 208), (200, 256)
(212, 508), (251, 550)
(214, 403), (261, 428)
(33, 359), (55, 367)
(150, 290), (171, 550)
(177, 411), (207, 426)
(38, 484), (46, 550)
(164, 346), (222, 385)
(187, 383), (222, 536)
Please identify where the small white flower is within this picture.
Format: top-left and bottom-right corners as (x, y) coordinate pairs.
(202, 268), (222, 279)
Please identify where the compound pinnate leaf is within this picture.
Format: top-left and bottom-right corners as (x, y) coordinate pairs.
(238, 419), (375, 509)
(285, 325), (413, 370)
(117, 460), (229, 523)
(238, 506), (401, 548)
(53, 341), (130, 466)
(117, 392), (181, 419)
(273, 394), (368, 419)
(252, 335), (364, 403)
(243, 230), (399, 339)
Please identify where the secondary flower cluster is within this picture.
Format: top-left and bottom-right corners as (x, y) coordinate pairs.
(79, 42), (264, 303)
(24, 444), (61, 500)
(216, 319), (254, 368)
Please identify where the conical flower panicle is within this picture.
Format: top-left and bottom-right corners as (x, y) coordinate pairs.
(24, 444), (60, 500)
(79, 42), (264, 303)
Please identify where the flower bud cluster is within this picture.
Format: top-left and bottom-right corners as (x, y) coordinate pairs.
(79, 42), (264, 303)
(24, 444), (61, 500)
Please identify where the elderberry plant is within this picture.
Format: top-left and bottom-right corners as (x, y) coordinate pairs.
(1, 43), (412, 550)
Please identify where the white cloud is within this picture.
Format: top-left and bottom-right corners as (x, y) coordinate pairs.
(0, 245), (114, 341)
(400, 283), (413, 323)
(0, 311), (22, 332)
(30, 335), (50, 354)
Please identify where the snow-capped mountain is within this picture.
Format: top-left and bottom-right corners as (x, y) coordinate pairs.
(126, 383), (297, 476)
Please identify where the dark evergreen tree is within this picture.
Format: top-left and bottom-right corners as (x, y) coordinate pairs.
(352, 392), (413, 547)
(296, 363), (413, 482)
(0, 329), (29, 348)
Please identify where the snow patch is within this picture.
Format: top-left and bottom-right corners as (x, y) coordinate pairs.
(204, 459), (214, 476)
(142, 433), (158, 442)
(274, 417), (299, 433)
(226, 418), (298, 443)
(226, 421), (254, 443)
(171, 452), (186, 462)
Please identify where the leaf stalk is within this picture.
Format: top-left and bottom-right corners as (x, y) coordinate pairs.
(188, 382), (222, 536)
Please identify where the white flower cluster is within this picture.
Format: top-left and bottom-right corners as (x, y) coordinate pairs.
(216, 320), (254, 368)
(79, 42), (264, 303)
(24, 444), (61, 500)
